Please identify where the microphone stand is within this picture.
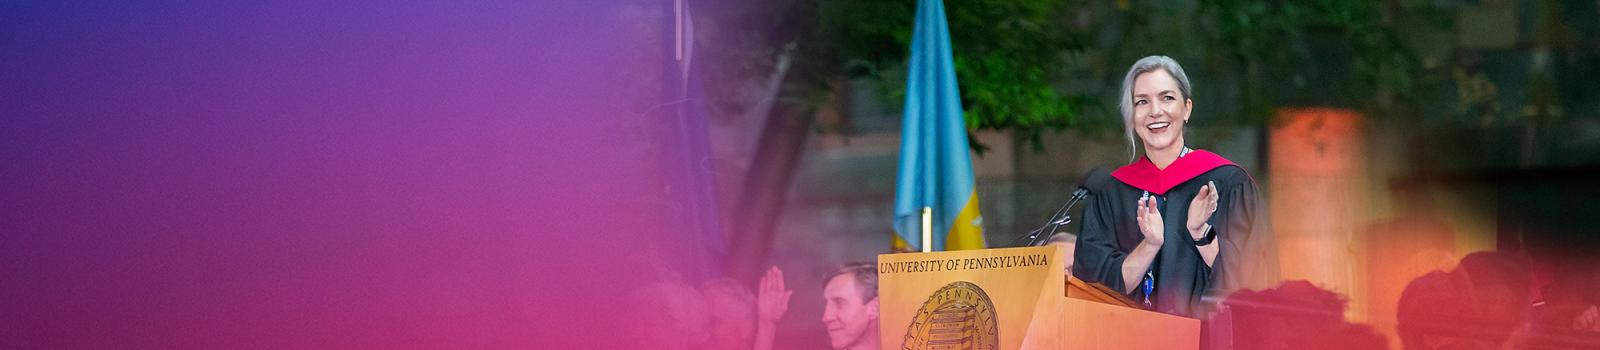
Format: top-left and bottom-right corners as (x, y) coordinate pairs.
(1011, 188), (1089, 247)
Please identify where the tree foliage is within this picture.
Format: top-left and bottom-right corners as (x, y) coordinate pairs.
(704, 0), (1446, 151)
(817, 0), (1088, 149)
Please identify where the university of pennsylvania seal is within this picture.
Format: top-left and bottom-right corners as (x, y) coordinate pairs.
(900, 281), (998, 350)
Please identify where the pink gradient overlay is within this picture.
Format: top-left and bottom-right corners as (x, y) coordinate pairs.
(3, 1), (702, 348)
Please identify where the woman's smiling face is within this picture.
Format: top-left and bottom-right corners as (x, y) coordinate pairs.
(1130, 69), (1193, 153)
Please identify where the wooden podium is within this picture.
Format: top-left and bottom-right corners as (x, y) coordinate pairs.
(877, 245), (1199, 349)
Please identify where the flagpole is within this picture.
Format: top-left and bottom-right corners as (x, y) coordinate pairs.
(920, 206), (933, 252)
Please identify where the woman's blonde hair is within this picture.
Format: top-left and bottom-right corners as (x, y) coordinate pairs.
(1118, 55), (1193, 161)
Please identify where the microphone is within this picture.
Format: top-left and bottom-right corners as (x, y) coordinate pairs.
(1012, 167), (1110, 247)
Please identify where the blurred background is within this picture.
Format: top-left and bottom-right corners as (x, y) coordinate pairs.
(3, 0), (1599, 349)
(693, 0), (1600, 348)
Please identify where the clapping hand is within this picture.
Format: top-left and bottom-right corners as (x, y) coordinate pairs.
(1577, 305), (1599, 331)
(1186, 181), (1219, 241)
(1135, 194), (1164, 248)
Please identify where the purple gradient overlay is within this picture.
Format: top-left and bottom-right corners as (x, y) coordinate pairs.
(3, 1), (703, 348)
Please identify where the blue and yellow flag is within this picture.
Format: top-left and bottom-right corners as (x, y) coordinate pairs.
(892, 0), (985, 252)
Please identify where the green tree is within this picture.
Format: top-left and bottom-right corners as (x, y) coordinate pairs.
(708, 0), (1441, 279)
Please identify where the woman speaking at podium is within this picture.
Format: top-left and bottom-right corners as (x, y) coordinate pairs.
(1073, 56), (1277, 317)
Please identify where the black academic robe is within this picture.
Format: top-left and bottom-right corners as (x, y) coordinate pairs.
(1072, 150), (1279, 317)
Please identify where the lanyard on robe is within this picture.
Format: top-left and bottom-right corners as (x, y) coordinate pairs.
(1139, 146), (1191, 307)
